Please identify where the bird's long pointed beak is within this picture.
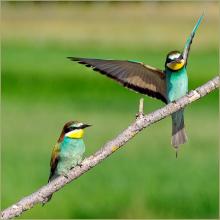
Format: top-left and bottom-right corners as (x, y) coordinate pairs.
(172, 58), (184, 64)
(81, 124), (92, 129)
(175, 59), (183, 64)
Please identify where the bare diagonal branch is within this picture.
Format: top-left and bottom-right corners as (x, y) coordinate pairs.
(1, 75), (219, 220)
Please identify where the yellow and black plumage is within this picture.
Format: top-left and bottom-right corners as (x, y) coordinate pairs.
(67, 15), (203, 154)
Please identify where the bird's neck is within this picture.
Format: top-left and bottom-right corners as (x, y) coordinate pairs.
(63, 136), (83, 142)
(165, 67), (186, 75)
(60, 137), (84, 152)
(61, 136), (83, 147)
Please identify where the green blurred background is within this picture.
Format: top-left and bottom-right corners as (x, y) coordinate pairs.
(1, 1), (219, 219)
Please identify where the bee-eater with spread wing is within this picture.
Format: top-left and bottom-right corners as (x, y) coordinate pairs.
(44, 121), (91, 204)
(68, 15), (203, 155)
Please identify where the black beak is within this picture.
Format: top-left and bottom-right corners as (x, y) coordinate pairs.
(175, 58), (183, 64)
(170, 58), (182, 64)
(81, 124), (92, 129)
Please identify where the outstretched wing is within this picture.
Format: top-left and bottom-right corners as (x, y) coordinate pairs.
(183, 14), (204, 66)
(48, 143), (60, 182)
(68, 57), (167, 103)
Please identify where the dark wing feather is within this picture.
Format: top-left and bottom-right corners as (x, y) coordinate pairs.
(68, 57), (167, 103)
(48, 143), (60, 182)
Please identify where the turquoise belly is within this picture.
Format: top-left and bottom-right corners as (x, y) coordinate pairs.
(56, 137), (85, 175)
(165, 68), (188, 102)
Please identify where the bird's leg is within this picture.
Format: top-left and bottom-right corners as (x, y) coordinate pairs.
(60, 171), (69, 179)
(136, 98), (145, 119)
(63, 174), (69, 179)
(77, 158), (83, 168)
(77, 163), (83, 168)
(71, 163), (83, 168)
(70, 159), (83, 169)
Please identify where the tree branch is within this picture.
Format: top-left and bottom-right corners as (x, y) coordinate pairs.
(1, 75), (219, 220)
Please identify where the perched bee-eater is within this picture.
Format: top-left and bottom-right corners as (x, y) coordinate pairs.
(45, 121), (91, 203)
(68, 15), (203, 155)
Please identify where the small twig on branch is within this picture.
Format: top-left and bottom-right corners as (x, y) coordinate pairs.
(136, 98), (144, 119)
(1, 75), (219, 220)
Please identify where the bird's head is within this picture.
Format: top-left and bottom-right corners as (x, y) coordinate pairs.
(59, 121), (91, 141)
(165, 51), (185, 71)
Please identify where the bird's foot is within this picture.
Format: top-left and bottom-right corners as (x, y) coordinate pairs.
(62, 173), (69, 179)
(77, 163), (83, 168)
(70, 162), (82, 170)
(136, 112), (144, 119)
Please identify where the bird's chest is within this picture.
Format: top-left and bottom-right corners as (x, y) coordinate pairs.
(165, 68), (188, 103)
(60, 138), (85, 160)
(56, 138), (85, 175)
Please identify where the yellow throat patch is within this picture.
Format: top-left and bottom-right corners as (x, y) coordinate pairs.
(167, 60), (185, 71)
(66, 129), (84, 139)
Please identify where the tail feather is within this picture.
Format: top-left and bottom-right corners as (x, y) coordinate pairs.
(42, 174), (58, 206)
(42, 194), (53, 206)
(171, 110), (188, 148)
(172, 126), (187, 147)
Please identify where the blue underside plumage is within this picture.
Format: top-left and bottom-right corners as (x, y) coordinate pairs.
(165, 67), (188, 103)
(56, 137), (85, 176)
(165, 67), (188, 147)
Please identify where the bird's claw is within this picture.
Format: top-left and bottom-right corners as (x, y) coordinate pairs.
(136, 112), (144, 119)
(63, 174), (69, 179)
(70, 163), (83, 170)
(77, 163), (83, 168)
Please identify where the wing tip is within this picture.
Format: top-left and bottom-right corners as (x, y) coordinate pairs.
(67, 57), (79, 61)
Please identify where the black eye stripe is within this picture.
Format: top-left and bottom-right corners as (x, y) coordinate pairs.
(65, 126), (83, 133)
(65, 127), (75, 133)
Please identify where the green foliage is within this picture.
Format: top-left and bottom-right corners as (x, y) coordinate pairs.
(1, 2), (218, 219)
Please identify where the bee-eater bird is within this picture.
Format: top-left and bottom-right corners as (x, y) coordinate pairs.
(45, 121), (91, 203)
(68, 15), (203, 155)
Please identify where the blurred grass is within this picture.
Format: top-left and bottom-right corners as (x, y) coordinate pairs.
(1, 2), (219, 219)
